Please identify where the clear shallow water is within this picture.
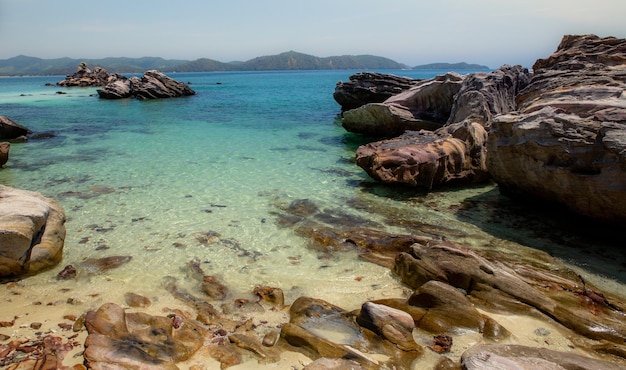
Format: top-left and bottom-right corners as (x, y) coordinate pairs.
(1, 70), (624, 314)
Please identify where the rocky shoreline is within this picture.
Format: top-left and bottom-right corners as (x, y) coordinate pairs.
(1, 34), (625, 369)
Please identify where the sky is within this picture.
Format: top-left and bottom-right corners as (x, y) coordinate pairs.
(1, 0), (625, 69)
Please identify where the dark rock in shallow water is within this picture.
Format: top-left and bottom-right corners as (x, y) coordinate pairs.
(0, 142), (9, 167)
(0, 116), (32, 140)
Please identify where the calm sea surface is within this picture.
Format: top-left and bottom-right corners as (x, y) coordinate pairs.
(1, 70), (624, 311)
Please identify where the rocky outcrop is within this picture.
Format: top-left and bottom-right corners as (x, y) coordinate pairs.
(487, 34), (626, 224)
(56, 62), (115, 87)
(333, 72), (420, 112)
(393, 240), (626, 345)
(354, 65), (529, 188)
(0, 115), (32, 141)
(342, 72), (465, 137)
(0, 185), (66, 278)
(97, 70), (196, 100)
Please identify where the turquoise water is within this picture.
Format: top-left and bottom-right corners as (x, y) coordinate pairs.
(1, 70), (624, 314)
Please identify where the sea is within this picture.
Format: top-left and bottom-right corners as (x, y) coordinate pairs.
(0, 70), (625, 365)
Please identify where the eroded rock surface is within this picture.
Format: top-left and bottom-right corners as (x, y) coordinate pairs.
(0, 185), (66, 279)
(83, 302), (205, 369)
(353, 65), (529, 188)
(487, 34), (626, 224)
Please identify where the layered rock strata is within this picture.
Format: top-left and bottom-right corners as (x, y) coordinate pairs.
(333, 72), (421, 112)
(487, 34), (626, 224)
(56, 62), (115, 87)
(97, 70), (196, 100)
(354, 65), (529, 188)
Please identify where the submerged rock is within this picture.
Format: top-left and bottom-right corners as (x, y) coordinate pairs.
(0, 185), (66, 279)
(487, 34), (626, 224)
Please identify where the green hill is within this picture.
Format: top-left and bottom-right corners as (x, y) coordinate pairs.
(0, 51), (409, 75)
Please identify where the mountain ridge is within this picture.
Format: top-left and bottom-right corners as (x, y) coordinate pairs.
(0, 52), (490, 76)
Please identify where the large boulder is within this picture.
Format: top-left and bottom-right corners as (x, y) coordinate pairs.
(0, 115), (32, 140)
(354, 65), (529, 188)
(333, 72), (420, 112)
(97, 70), (196, 100)
(487, 34), (626, 224)
(0, 185), (66, 278)
(57, 63), (115, 87)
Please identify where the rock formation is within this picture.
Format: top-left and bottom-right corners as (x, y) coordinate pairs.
(97, 70), (196, 100)
(487, 34), (626, 224)
(333, 72), (420, 112)
(0, 185), (66, 279)
(56, 62), (115, 87)
(0, 115), (32, 141)
(354, 65), (530, 188)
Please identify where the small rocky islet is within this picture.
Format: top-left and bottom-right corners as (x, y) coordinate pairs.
(1, 34), (626, 369)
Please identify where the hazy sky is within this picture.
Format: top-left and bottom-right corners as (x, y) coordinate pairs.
(1, 0), (624, 68)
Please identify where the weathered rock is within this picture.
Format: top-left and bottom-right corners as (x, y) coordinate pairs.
(98, 70), (196, 100)
(487, 34), (626, 224)
(461, 344), (625, 370)
(124, 292), (152, 308)
(83, 302), (205, 369)
(333, 72), (420, 112)
(393, 240), (626, 345)
(81, 255), (132, 273)
(0, 142), (9, 167)
(342, 72), (465, 137)
(356, 301), (419, 351)
(408, 280), (509, 340)
(57, 63), (115, 87)
(0, 185), (66, 279)
(354, 65), (529, 188)
(0, 116), (32, 140)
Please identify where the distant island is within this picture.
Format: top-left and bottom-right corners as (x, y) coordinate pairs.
(413, 62), (490, 70)
(0, 51), (490, 76)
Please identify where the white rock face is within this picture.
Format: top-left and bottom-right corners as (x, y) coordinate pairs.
(0, 185), (66, 278)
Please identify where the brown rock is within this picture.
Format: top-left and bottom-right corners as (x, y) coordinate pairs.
(83, 302), (205, 369)
(356, 302), (420, 351)
(0, 142), (9, 167)
(304, 358), (367, 370)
